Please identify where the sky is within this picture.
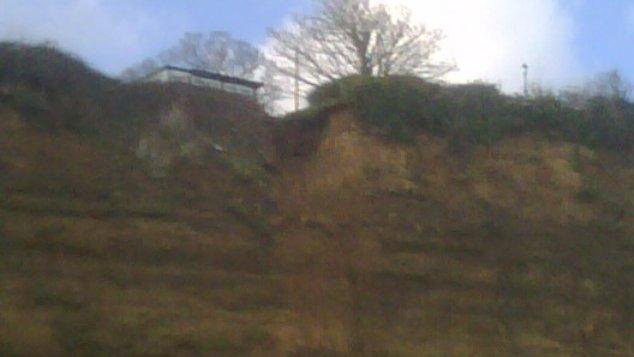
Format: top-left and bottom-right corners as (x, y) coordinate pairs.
(0, 0), (632, 95)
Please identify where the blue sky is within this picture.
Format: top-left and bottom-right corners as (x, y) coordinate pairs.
(97, 0), (313, 55)
(0, 0), (631, 93)
(568, 0), (633, 75)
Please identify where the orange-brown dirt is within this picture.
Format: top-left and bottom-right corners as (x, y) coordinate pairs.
(1, 101), (632, 355)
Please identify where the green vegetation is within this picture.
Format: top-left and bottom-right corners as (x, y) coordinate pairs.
(0, 42), (266, 142)
(0, 42), (114, 133)
(1, 42), (632, 355)
(307, 75), (634, 152)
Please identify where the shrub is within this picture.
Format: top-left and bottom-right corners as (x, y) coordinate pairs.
(310, 75), (441, 142)
(307, 75), (368, 107)
(439, 83), (523, 149)
(524, 95), (569, 131)
(579, 97), (633, 151)
(280, 103), (331, 122)
(0, 42), (111, 92)
(439, 82), (505, 113)
(308, 76), (523, 144)
(0, 42), (116, 133)
(1, 86), (52, 128)
(350, 76), (441, 141)
(304, 75), (634, 152)
(1, 41), (272, 149)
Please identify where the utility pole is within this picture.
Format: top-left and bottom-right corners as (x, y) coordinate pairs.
(294, 49), (300, 111)
(522, 63), (529, 98)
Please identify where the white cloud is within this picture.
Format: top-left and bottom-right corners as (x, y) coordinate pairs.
(262, 0), (581, 111)
(375, 0), (580, 94)
(0, 0), (172, 74)
(0, 0), (581, 93)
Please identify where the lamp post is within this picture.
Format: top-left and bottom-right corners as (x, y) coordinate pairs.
(294, 50), (300, 111)
(522, 63), (529, 98)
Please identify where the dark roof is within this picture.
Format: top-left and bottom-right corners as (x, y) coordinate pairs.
(152, 65), (263, 89)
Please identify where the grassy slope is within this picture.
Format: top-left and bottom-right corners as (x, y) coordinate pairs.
(1, 44), (632, 355)
(272, 110), (633, 355)
(3, 107), (630, 355)
(0, 105), (282, 355)
(1, 43), (282, 355)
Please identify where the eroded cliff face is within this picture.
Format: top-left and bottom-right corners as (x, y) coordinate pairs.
(270, 108), (633, 355)
(276, 108), (629, 228)
(2, 97), (632, 354)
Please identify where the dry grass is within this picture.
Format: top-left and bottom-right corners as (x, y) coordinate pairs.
(1, 92), (632, 355)
(266, 108), (633, 355)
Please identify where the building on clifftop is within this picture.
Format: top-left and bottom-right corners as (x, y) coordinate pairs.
(144, 65), (262, 98)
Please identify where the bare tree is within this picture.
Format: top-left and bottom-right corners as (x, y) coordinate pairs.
(560, 70), (631, 108)
(120, 58), (159, 81)
(266, 0), (455, 88)
(256, 59), (288, 113)
(588, 70), (630, 101)
(121, 31), (262, 81)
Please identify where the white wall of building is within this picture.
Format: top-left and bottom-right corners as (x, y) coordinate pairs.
(146, 69), (256, 97)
